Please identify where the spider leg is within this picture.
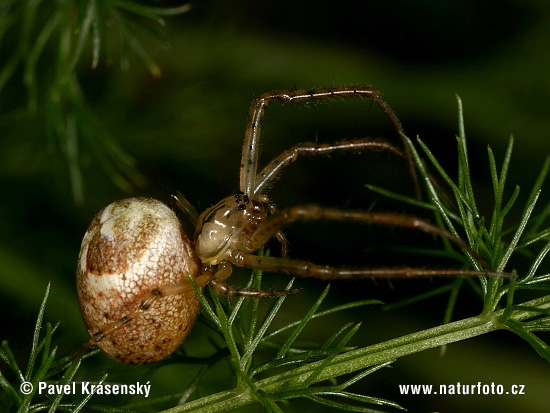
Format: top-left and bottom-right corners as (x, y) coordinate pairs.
(268, 203), (289, 257)
(254, 138), (405, 195)
(172, 192), (200, 225)
(240, 87), (418, 197)
(171, 192), (200, 237)
(275, 230), (289, 258)
(231, 254), (511, 280)
(208, 261), (299, 297)
(244, 205), (508, 276)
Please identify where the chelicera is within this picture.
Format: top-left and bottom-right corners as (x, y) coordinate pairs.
(77, 87), (505, 364)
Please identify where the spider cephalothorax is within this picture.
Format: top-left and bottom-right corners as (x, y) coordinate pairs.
(195, 192), (271, 265)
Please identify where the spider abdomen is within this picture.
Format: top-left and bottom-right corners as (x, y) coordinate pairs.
(77, 197), (201, 364)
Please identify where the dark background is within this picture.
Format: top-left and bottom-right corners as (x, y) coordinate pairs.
(1, 1), (549, 412)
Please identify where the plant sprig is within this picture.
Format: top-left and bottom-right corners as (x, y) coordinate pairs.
(0, 1), (190, 204)
(0, 283), (99, 412)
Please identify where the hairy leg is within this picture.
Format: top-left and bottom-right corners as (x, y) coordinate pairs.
(231, 254), (513, 280)
(246, 205), (494, 272)
(254, 138), (405, 195)
(240, 87), (418, 196)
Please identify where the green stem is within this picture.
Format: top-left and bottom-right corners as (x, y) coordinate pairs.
(161, 295), (550, 412)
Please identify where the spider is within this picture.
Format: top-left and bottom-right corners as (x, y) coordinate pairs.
(76, 87), (505, 364)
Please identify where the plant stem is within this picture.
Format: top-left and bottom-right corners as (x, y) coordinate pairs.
(162, 294), (550, 412)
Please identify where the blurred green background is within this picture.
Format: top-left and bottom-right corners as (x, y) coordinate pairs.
(1, 1), (549, 412)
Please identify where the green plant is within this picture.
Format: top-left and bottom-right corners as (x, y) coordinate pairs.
(0, 0), (190, 204)
(1, 97), (549, 412)
(0, 283), (105, 412)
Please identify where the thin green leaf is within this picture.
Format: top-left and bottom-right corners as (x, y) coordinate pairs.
(90, 0), (101, 68)
(505, 319), (550, 362)
(1, 341), (24, 383)
(244, 270), (263, 347)
(63, 112), (85, 205)
(303, 323), (361, 388)
(500, 185), (520, 220)
(383, 283), (456, 311)
(524, 273), (550, 285)
(456, 136), (479, 217)
(18, 347), (57, 413)
(40, 322), (53, 367)
(276, 285), (330, 359)
(23, 11), (61, 111)
(306, 394), (390, 412)
(241, 279), (295, 368)
(442, 278), (464, 324)
(406, 137), (439, 202)
(340, 362), (394, 389)
(210, 288), (241, 367)
(188, 274), (220, 328)
(498, 136), (514, 199)
(320, 322), (356, 351)
(0, 369), (21, 407)
(522, 317), (550, 332)
(526, 155), (550, 219)
(497, 191), (540, 272)
(487, 146), (500, 247)
(253, 386), (284, 412)
(454, 191), (481, 258)
(432, 198), (483, 272)
(522, 240), (550, 283)
(252, 350), (332, 376)
(517, 227), (550, 249)
(21, 0), (43, 55)
(487, 146), (499, 204)
(68, 0), (95, 73)
(176, 365), (210, 404)
(417, 138), (477, 217)
(500, 278), (517, 323)
(262, 300), (381, 342)
(47, 358), (82, 413)
(313, 391), (404, 410)
(72, 96), (146, 191)
(514, 285), (550, 292)
(365, 184), (442, 213)
(71, 373), (109, 413)
(456, 94), (466, 141)
(25, 282), (50, 380)
(405, 137), (456, 253)
(507, 304), (550, 316)
(111, 0), (192, 17)
(110, 8), (161, 77)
